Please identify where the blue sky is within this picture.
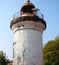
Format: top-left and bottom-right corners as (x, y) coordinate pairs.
(0, 0), (59, 59)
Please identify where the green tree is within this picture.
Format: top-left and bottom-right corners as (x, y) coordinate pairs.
(0, 51), (9, 65)
(43, 39), (59, 65)
(44, 59), (52, 65)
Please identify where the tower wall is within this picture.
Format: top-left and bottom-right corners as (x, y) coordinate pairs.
(12, 20), (44, 65)
(10, 1), (46, 65)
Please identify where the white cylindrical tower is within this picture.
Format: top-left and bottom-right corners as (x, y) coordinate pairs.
(10, 0), (46, 65)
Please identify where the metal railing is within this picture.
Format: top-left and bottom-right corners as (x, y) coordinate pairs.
(13, 10), (44, 19)
(13, 11), (20, 19)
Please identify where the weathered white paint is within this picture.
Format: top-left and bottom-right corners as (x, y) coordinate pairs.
(12, 21), (45, 33)
(13, 21), (44, 65)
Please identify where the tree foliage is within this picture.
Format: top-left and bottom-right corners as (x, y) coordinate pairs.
(0, 51), (9, 65)
(44, 59), (52, 65)
(43, 39), (59, 65)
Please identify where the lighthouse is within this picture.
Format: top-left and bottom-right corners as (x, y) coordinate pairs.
(10, 0), (46, 65)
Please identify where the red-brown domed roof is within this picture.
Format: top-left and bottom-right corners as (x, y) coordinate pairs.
(21, 1), (35, 11)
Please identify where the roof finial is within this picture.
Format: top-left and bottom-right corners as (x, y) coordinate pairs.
(27, 0), (30, 2)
